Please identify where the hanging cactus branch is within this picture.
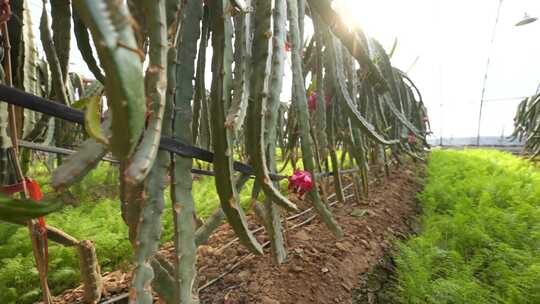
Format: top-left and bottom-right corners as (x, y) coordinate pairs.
(0, 0), (432, 302)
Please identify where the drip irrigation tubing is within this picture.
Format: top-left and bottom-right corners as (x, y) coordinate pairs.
(0, 85), (286, 179)
(0, 85), (358, 181)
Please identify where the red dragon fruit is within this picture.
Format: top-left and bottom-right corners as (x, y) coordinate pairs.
(288, 170), (314, 196)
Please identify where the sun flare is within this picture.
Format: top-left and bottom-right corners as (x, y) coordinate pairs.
(332, 0), (400, 41)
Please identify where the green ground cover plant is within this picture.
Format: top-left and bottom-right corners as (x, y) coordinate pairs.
(396, 149), (540, 304)
(0, 161), (256, 302)
(0, 155), (298, 303)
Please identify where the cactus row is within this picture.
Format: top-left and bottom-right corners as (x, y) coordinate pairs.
(512, 93), (540, 156)
(0, 1), (432, 303)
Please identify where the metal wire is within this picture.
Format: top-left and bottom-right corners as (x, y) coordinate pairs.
(476, 0), (504, 146)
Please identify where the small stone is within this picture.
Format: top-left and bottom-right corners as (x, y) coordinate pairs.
(341, 282), (351, 291)
(321, 267), (329, 273)
(351, 208), (368, 218)
(238, 270), (250, 281)
(292, 265), (303, 273)
(294, 230), (311, 241)
(335, 242), (349, 252)
(360, 239), (370, 248)
(198, 245), (216, 256)
(261, 296), (280, 304)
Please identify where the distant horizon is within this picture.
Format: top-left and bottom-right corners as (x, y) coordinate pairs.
(427, 135), (524, 146)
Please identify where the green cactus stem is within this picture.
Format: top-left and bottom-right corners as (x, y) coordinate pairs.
(150, 254), (175, 303)
(20, 0), (40, 96)
(72, 9), (105, 83)
(124, 0), (168, 185)
(128, 1), (168, 303)
(127, 0), (149, 52)
(209, 0), (263, 255)
(246, 0), (297, 212)
(195, 175), (249, 246)
(263, 0), (288, 264)
(170, 0), (202, 302)
(78, 240), (103, 304)
(73, 0), (146, 160)
(329, 37), (399, 146)
(50, 0), (72, 83)
(130, 152), (169, 304)
(226, 6), (251, 135)
(192, 5), (210, 146)
(40, 2), (70, 105)
(51, 116), (111, 191)
(368, 39), (425, 142)
(326, 95), (345, 204)
(312, 17), (328, 159)
(287, 0), (343, 238)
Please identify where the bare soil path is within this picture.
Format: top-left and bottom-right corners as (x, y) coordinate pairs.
(49, 164), (422, 304)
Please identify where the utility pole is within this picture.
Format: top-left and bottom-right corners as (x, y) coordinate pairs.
(476, 0), (504, 146)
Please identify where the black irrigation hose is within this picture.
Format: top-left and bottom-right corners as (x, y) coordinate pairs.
(18, 140), (225, 178)
(0, 85), (356, 181)
(0, 84), (288, 180)
(18, 140), (118, 163)
(21, 140), (355, 184)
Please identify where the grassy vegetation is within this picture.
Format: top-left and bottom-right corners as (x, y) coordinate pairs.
(396, 149), (540, 303)
(0, 155), (298, 303)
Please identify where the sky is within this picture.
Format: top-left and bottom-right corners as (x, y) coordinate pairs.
(28, 0), (540, 140)
(333, 0), (540, 140)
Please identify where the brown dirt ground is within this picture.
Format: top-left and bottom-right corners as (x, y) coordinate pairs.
(49, 164), (422, 304)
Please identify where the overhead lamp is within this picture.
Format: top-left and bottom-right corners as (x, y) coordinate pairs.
(515, 13), (538, 26)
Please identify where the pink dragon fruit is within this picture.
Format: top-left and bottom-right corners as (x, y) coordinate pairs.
(288, 170), (314, 196)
